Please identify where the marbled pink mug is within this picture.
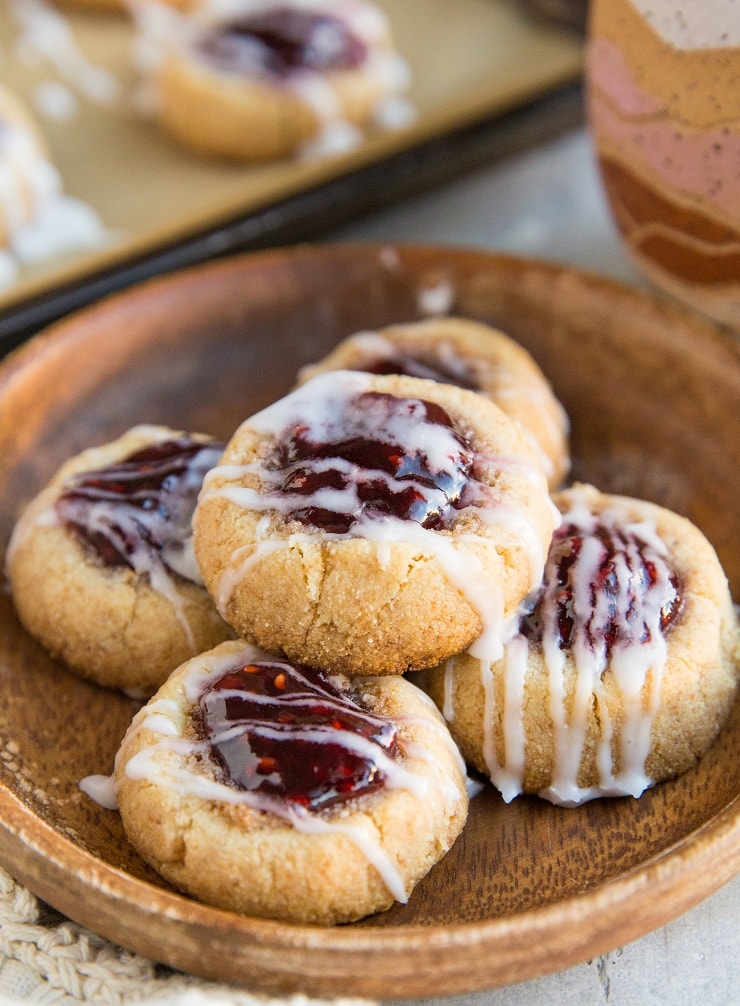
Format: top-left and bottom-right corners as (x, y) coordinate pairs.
(586, 0), (740, 331)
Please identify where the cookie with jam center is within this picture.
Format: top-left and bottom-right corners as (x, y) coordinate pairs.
(193, 370), (558, 676)
(7, 424), (233, 694)
(299, 317), (571, 490)
(112, 638), (469, 924)
(148, 0), (409, 161)
(417, 483), (740, 805)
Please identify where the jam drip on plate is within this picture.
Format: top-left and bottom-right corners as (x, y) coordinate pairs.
(198, 660), (398, 810)
(520, 517), (683, 659)
(266, 390), (475, 533)
(56, 437), (224, 578)
(197, 9), (368, 79)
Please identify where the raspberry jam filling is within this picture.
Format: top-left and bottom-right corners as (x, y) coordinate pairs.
(56, 437), (223, 578)
(197, 9), (368, 79)
(264, 390), (476, 534)
(362, 350), (479, 391)
(197, 660), (398, 810)
(519, 517), (683, 656)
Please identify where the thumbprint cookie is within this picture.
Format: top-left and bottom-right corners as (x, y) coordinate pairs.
(7, 425), (233, 693)
(418, 483), (740, 805)
(298, 317), (571, 489)
(111, 639), (469, 924)
(149, 0), (410, 160)
(193, 370), (558, 676)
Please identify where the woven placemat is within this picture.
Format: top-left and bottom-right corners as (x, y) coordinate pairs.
(0, 867), (362, 1005)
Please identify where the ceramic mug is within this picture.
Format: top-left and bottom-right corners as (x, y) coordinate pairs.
(586, 0), (740, 331)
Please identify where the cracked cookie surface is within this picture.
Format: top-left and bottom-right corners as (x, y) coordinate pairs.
(417, 483), (740, 805)
(7, 424), (233, 693)
(194, 370), (557, 675)
(298, 316), (571, 490)
(150, 0), (407, 161)
(114, 638), (469, 924)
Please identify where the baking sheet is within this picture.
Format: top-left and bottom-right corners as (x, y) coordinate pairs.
(0, 0), (582, 331)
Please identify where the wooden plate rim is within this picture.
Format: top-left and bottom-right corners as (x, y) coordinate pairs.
(1, 783), (737, 995)
(0, 243), (738, 998)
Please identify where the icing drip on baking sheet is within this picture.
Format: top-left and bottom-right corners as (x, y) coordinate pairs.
(199, 370), (550, 664)
(0, 0), (120, 284)
(8, 0), (121, 106)
(450, 487), (682, 805)
(81, 643), (463, 903)
(0, 107), (109, 286)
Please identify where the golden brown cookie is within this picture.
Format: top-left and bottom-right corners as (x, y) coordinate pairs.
(193, 370), (557, 676)
(0, 85), (57, 248)
(418, 483), (740, 805)
(112, 638), (469, 924)
(299, 317), (571, 489)
(7, 424), (233, 694)
(148, 0), (410, 161)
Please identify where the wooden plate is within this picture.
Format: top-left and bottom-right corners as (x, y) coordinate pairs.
(0, 244), (737, 998)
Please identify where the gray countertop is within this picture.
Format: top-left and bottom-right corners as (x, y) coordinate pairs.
(327, 125), (641, 282)
(326, 126), (740, 1006)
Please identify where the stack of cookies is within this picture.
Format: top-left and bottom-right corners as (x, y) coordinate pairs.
(7, 317), (738, 925)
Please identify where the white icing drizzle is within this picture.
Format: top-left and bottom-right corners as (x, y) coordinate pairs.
(297, 118), (363, 160)
(472, 487), (678, 806)
(328, 330), (477, 388)
(78, 772), (119, 811)
(394, 699), (468, 801)
(31, 81), (79, 122)
(82, 643), (462, 904)
(8, 0), (121, 107)
(0, 97), (109, 283)
(142, 0), (413, 157)
(500, 634), (528, 799)
(11, 194), (110, 268)
(0, 116), (59, 239)
(128, 0), (188, 115)
(282, 806), (408, 902)
(9, 428), (222, 653)
(326, 329), (568, 485)
(0, 252), (18, 287)
(417, 279), (456, 317)
(199, 371), (549, 664)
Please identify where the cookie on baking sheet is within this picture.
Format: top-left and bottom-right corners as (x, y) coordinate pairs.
(112, 638), (469, 924)
(299, 317), (571, 490)
(0, 85), (58, 249)
(148, 0), (410, 161)
(193, 369), (557, 677)
(417, 483), (740, 805)
(6, 424), (233, 694)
